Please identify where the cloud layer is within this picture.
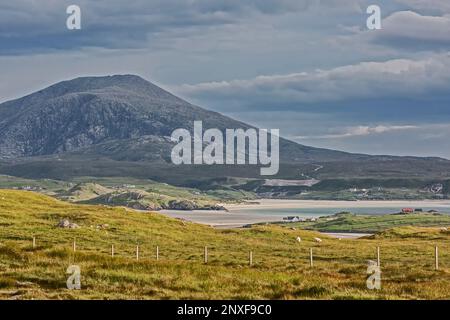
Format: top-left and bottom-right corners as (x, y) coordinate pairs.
(0, 0), (364, 55)
(294, 125), (418, 139)
(176, 53), (450, 108)
(1, 0), (450, 158)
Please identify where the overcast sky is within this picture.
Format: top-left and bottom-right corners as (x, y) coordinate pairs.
(1, 0), (450, 158)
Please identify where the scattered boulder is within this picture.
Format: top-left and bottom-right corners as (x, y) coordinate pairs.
(56, 219), (79, 229)
(314, 237), (322, 243)
(367, 260), (378, 267)
(96, 224), (109, 230)
(296, 236), (302, 242)
(176, 218), (188, 226)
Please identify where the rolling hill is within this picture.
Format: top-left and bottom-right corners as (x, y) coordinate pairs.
(0, 189), (449, 299)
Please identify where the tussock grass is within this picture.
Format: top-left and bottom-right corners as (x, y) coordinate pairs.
(0, 190), (449, 299)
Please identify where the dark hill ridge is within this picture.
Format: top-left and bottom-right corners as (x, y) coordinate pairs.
(0, 75), (449, 183)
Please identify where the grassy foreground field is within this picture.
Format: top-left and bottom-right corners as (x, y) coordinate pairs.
(0, 190), (449, 299)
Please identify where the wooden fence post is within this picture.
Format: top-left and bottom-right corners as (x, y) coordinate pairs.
(249, 251), (253, 266)
(32, 236), (36, 248)
(111, 244), (114, 258)
(73, 239), (76, 252)
(435, 246), (439, 271)
(204, 246), (208, 264)
(377, 246), (381, 267)
(156, 246), (159, 261)
(136, 245), (139, 261)
(310, 248), (313, 267)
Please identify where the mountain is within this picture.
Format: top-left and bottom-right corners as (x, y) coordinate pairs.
(0, 74), (356, 162)
(0, 75), (449, 187)
(0, 75), (243, 158)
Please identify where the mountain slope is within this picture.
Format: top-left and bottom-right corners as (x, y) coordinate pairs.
(0, 75), (246, 158)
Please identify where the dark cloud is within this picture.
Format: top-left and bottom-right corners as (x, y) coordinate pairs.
(0, 0), (370, 55)
(0, 0), (314, 55)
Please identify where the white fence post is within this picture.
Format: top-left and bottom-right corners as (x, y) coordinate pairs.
(435, 246), (439, 271)
(377, 246), (380, 267)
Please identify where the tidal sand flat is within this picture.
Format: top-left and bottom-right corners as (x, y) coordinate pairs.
(227, 199), (450, 210)
(159, 199), (450, 228)
(158, 209), (284, 228)
(226, 199), (450, 218)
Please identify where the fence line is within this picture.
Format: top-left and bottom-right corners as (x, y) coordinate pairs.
(10, 236), (448, 271)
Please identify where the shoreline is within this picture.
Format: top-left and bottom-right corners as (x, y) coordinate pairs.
(158, 209), (284, 228)
(225, 199), (450, 210)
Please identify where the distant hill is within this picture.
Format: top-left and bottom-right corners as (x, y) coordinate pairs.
(58, 183), (113, 202)
(0, 75), (449, 188)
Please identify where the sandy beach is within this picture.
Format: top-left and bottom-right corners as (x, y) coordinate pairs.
(226, 199), (450, 210)
(159, 209), (283, 228)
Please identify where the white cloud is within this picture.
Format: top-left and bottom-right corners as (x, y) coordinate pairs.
(374, 11), (450, 45)
(288, 122), (450, 158)
(293, 125), (418, 139)
(176, 53), (450, 107)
